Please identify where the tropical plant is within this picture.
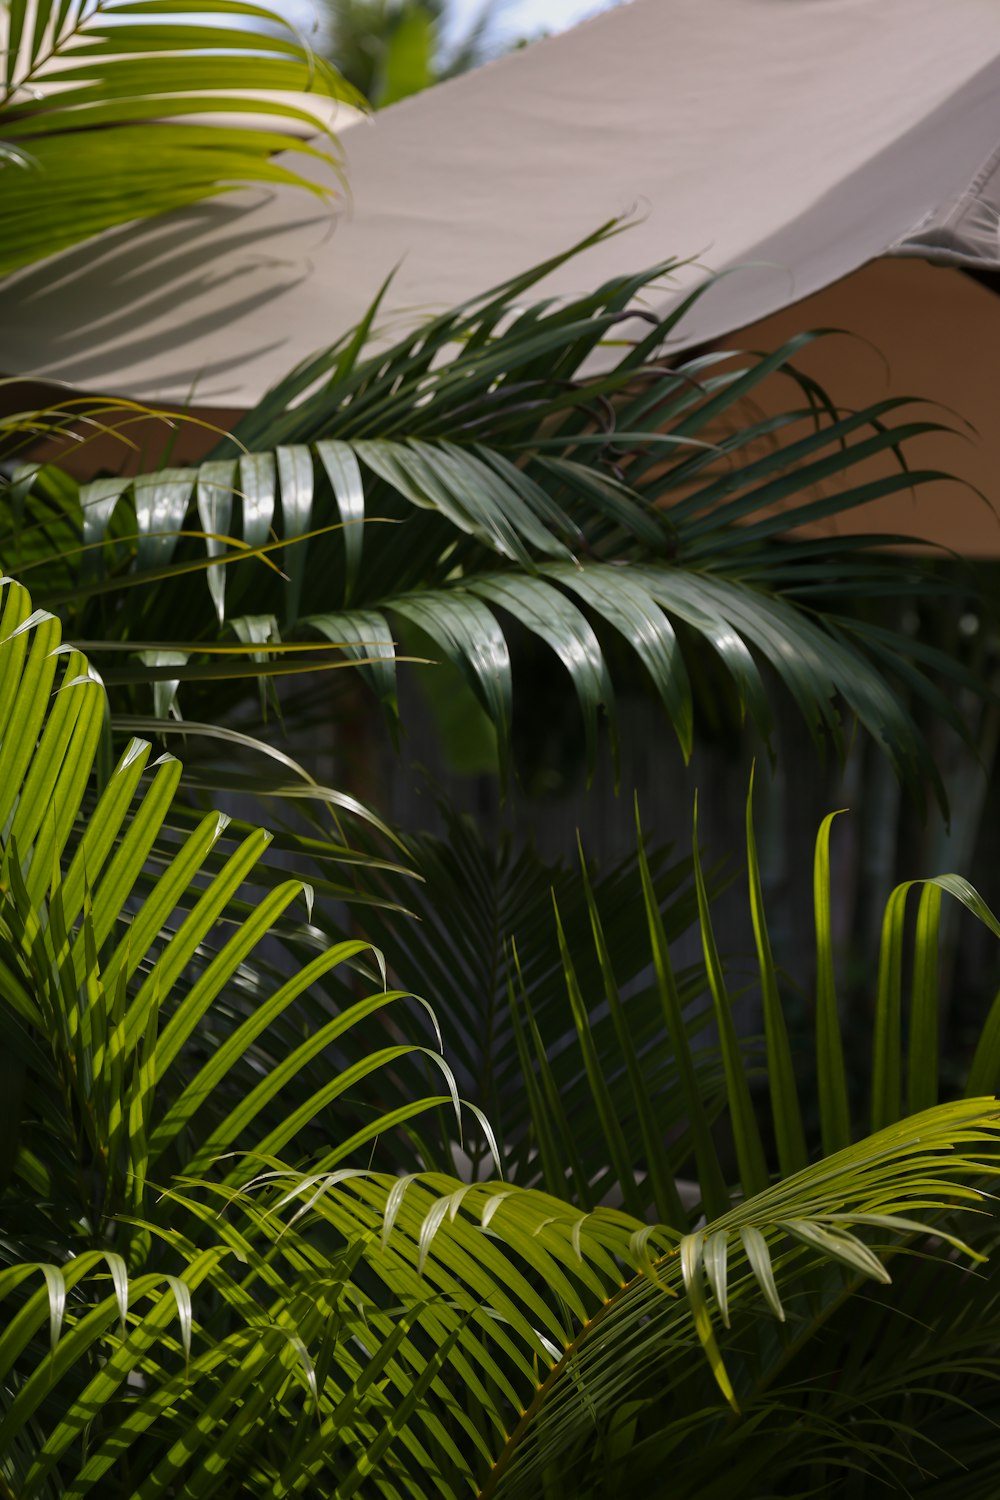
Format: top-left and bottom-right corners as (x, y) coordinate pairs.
(3, 32), (1000, 1474)
(3, 572), (1000, 1498)
(0, 0), (359, 276)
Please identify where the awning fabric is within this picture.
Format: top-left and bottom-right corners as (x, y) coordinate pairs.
(3, 0), (1000, 407)
(715, 259), (1000, 557)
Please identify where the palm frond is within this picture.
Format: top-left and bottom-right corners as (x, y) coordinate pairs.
(193, 1101), (1000, 1499)
(334, 802), (712, 1189)
(4, 242), (978, 805)
(498, 777), (1000, 1217)
(446, 777), (999, 1495)
(0, 574), (453, 1248)
(0, 0), (359, 275)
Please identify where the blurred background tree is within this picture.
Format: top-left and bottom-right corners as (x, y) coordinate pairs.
(317, 0), (513, 107)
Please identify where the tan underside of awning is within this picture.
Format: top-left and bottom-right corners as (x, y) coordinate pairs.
(709, 260), (1000, 558)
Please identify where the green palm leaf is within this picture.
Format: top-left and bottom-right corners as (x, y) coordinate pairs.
(1, 0), (360, 276)
(334, 802), (709, 1190)
(200, 1101), (1000, 1498)
(5, 241), (976, 804)
(0, 572), (451, 1252)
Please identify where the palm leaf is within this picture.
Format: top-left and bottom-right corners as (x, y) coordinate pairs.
(335, 801), (711, 1190)
(496, 778), (1000, 1217)
(4, 243), (977, 804)
(0, 573), (457, 1254)
(0, 0), (360, 275)
(202, 1101), (1000, 1498)
(444, 778), (999, 1495)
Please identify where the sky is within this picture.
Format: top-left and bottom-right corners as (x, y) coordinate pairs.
(284, 0), (615, 52)
(444, 0), (610, 44)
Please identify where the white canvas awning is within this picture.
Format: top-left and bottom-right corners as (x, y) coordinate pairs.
(3, 0), (1000, 407)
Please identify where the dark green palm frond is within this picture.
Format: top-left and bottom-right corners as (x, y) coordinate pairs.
(325, 803), (712, 1188)
(0, 0), (360, 276)
(508, 775), (1000, 1215)
(167, 783), (1000, 1494)
(4, 239), (979, 804)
